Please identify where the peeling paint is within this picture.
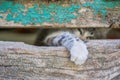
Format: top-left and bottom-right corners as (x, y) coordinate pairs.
(0, 0), (119, 25)
(0, 1), (80, 25)
(82, 0), (120, 16)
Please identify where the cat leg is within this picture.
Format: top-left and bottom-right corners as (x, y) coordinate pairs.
(44, 32), (88, 65)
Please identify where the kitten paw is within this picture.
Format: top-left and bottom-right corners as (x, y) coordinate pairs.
(70, 41), (88, 65)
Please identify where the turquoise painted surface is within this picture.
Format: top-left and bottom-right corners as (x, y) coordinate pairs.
(82, 0), (120, 16)
(0, 0), (119, 25)
(0, 1), (80, 25)
(0, 16), (3, 18)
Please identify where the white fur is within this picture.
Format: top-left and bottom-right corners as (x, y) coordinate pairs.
(44, 31), (89, 65)
(70, 40), (88, 65)
(44, 31), (63, 45)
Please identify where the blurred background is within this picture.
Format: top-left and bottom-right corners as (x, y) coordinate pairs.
(0, 28), (120, 45)
(0, 28), (38, 44)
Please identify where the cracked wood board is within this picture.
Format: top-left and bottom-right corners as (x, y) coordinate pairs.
(0, 40), (120, 80)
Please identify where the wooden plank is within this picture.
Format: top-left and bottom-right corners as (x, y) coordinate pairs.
(0, 40), (120, 80)
(0, 0), (120, 28)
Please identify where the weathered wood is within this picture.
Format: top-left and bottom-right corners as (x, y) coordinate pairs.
(0, 0), (119, 28)
(0, 40), (120, 80)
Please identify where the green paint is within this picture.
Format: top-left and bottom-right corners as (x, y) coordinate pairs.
(0, 1), (13, 13)
(0, 16), (3, 18)
(0, 0), (119, 25)
(0, 1), (80, 25)
(82, 0), (120, 16)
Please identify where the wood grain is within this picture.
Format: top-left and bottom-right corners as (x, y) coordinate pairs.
(0, 40), (120, 80)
